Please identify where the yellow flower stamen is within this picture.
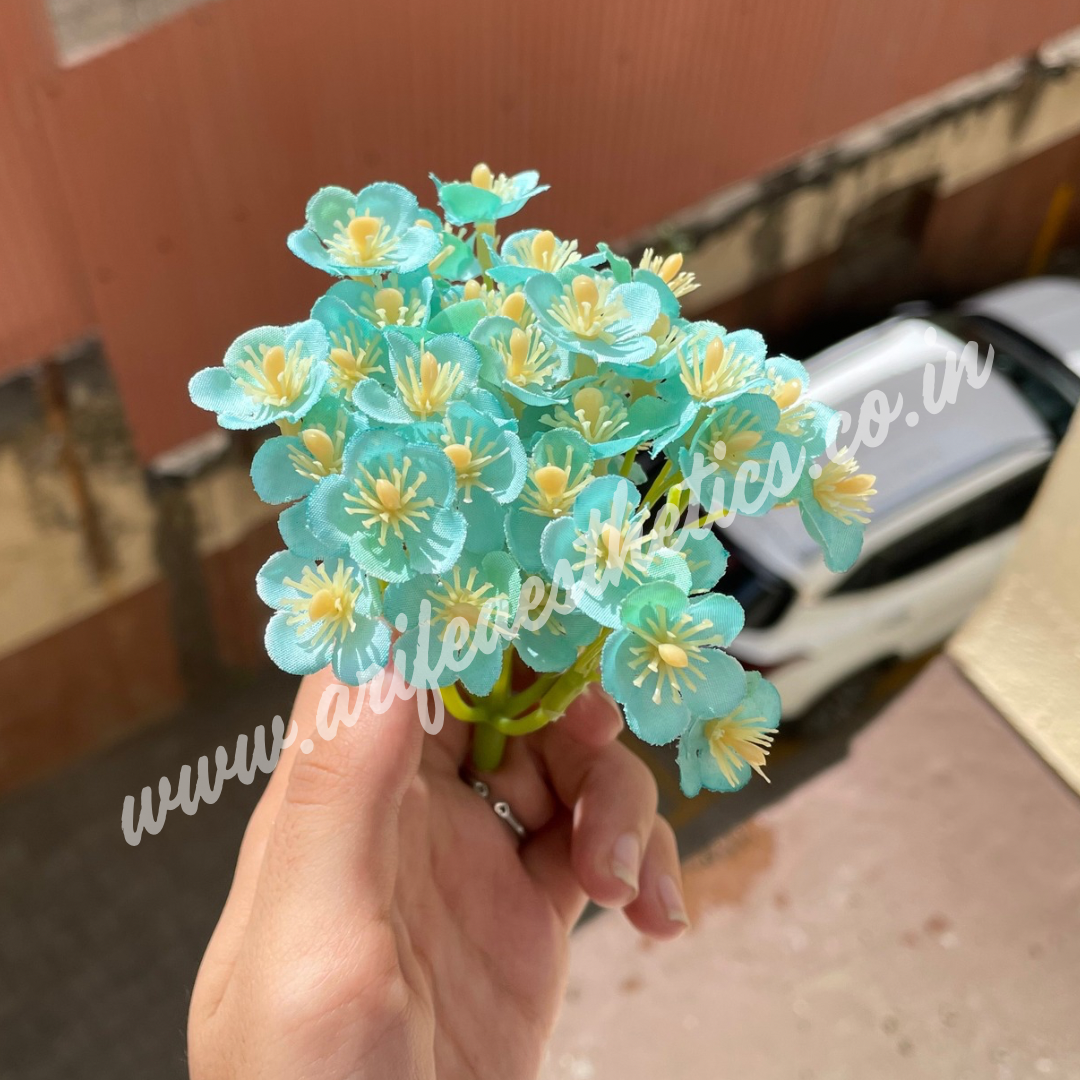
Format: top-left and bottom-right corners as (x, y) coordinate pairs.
(426, 565), (511, 641)
(282, 561), (364, 648)
(813, 451), (876, 525)
(440, 417), (509, 503)
(506, 229), (581, 274)
(540, 385), (629, 445)
(639, 247), (699, 298)
(497, 326), (560, 389)
(548, 274), (625, 341)
(395, 348), (464, 419)
(326, 321), (385, 394)
(286, 421), (348, 481)
(521, 449), (593, 518)
(765, 366), (816, 437)
(471, 162), (494, 190)
(344, 455), (435, 543)
(468, 162), (514, 199)
(499, 291), (532, 326)
(699, 406), (765, 476)
(326, 209), (401, 268)
(571, 510), (652, 588)
(626, 608), (725, 705)
(356, 279), (427, 329)
(678, 335), (760, 403)
(236, 341), (313, 408)
(705, 713), (777, 787)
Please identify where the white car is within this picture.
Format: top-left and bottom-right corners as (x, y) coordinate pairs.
(720, 276), (1080, 721)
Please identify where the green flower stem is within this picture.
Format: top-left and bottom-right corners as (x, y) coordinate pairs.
(493, 647), (514, 697)
(642, 461), (676, 507)
(471, 721), (508, 772)
(440, 684), (479, 722)
(619, 448), (639, 477)
(475, 222), (496, 281)
(467, 631), (614, 769)
(502, 672), (559, 718)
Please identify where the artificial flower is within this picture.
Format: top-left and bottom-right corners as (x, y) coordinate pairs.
(676, 670), (781, 796)
(189, 321), (330, 430)
(540, 475), (691, 628)
(288, 183), (443, 277)
(432, 163), (548, 226)
(307, 429), (465, 583)
(250, 397), (363, 504)
(257, 552), (389, 682)
(793, 447), (877, 572)
(384, 551), (521, 696)
(601, 581), (746, 745)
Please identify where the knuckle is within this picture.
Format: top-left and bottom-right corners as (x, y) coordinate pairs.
(282, 747), (352, 810)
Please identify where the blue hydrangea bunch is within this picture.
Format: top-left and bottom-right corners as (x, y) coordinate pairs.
(189, 164), (876, 795)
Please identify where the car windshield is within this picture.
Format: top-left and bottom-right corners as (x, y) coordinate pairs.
(932, 311), (1079, 441)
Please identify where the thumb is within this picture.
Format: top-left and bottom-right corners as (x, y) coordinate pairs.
(257, 664), (425, 920)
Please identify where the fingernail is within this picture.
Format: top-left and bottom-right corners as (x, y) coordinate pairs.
(658, 874), (691, 928)
(611, 833), (641, 894)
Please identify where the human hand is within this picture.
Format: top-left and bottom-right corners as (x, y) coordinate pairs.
(188, 666), (688, 1080)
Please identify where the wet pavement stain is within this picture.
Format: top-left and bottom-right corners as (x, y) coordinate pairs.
(682, 820), (776, 919)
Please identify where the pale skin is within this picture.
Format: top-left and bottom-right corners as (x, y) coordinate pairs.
(188, 667), (689, 1080)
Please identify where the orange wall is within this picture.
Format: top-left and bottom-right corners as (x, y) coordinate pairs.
(0, 1), (94, 375)
(3, 0), (1080, 458)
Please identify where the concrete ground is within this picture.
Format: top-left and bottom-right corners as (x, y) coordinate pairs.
(543, 658), (1080, 1080)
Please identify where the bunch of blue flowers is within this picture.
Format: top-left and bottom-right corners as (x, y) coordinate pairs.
(189, 164), (876, 795)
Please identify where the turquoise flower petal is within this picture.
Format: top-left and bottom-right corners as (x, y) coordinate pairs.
(307, 432), (464, 583)
(633, 269), (681, 320)
(352, 378), (416, 425)
(601, 629), (690, 745)
(540, 477), (692, 628)
(515, 579), (601, 674)
(505, 507), (550, 574)
(265, 611), (329, 675)
(256, 550), (311, 608)
(524, 272), (660, 365)
(456, 643), (504, 698)
(796, 482), (865, 573)
(684, 649), (748, 722)
(251, 437), (317, 504)
(278, 500), (340, 560)
(385, 552), (519, 694)
(390, 624), (454, 690)
(432, 178), (502, 226)
(406, 505), (469, 576)
(432, 168), (548, 226)
(676, 528), (729, 593)
(258, 552), (383, 682)
(462, 490), (508, 554)
(678, 392), (788, 515)
(331, 617), (391, 685)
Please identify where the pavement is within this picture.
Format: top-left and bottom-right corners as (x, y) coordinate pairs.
(543, 658), (1080, 1080)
